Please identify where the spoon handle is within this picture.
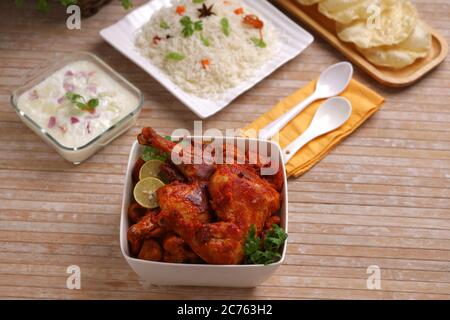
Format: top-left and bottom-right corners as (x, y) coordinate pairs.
(282, 130), (316, 164)
(259, 93), (317, 141)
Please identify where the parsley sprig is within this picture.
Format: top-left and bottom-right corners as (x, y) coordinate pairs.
(66, 92), (99, 112)
(245, 224), (287, 265)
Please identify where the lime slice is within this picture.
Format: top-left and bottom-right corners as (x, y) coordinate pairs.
(139, 160), (165, 180)
(133, 177), (165, 209)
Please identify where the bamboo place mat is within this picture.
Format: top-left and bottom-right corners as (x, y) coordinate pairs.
(0, 0), (449, 299)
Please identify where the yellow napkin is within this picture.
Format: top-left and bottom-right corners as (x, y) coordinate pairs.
(242, 79), (385, 178)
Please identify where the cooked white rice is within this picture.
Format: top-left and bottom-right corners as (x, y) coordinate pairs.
(136, 0), (279, 98)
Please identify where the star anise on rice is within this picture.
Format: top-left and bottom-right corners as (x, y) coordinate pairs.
(198, 4), (216, 18)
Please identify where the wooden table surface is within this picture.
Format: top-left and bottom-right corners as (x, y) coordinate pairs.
(0, 0), (449, 300)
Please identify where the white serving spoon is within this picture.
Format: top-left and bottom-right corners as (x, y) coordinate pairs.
(283, 97), (352, 164)
(259, 62), (353, 141)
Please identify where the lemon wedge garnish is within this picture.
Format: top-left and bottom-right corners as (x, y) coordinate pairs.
(133, 177), (165, 209)
(139, 160), (165, 180)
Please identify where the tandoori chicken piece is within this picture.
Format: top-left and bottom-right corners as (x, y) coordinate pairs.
(138, 127), (216, 183)
(265, 215), (281, 231)
(208, 164), (281, 235)
(214, 140), (283, 190)
(156, 181), (211, 224)
(158, 163), (186, 184)
(138, 239), (163, 261)
(132, 157), (146, 183)
(156, 182), (244, 264)
(127, 202), (148, 224)
(162, 233), (201, 263)
(127, 212), (166, 256)
(245, 149), (284, 192)
(138, 128), (283, 189)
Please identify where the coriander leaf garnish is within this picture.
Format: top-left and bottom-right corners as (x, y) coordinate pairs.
(60, 0), (77, 6)
(244, 224), (287, 265)
(160, 21), (170, 29)
(15, 0), (25, 7)
(264, 224), (287, 251)
(245, 225), (260, 255)
(180, 16), (194, 37)
(200, 33), (210, 47)
(251, 37), (267, 48)
(194, 20), (203, 31)
(87, 98), (99, 109)
(66, 92), (99, 112)
(166, 51), (185, 61)
(220, 17), (230, 36)
(193, 0), (205, 4)
(121, 0), (133, 10)
(141, 136), (172, 162)
(180, 16), (203, 38)
(142, 146), (169, 162)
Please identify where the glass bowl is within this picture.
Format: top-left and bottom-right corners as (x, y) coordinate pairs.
(10, 52), (144, 164)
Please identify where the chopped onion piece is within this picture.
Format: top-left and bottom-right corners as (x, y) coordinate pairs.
(70, 117), (79, 124)
(48, 116), (56, 129)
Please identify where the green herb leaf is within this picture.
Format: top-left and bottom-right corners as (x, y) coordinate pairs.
(200, 33), (210, 47)
(15, 0), (25, 7)
(141, 136), (172, 162)
(264, 224), (288, 252)
(194, 20), (203, 31)
(142, 146), (169, 162)
(37, 0), (50, 12)
(193, 0), (205, 3)
(18, 0), (124, 11)
(220, 17), (230, 36)
(66, 92), (99, 112)
(180, 16), (203, 38)
(244, 224), (287, 265)
(66, 92), (84, 104)
(160, 21), (170, 30)
(121, 0), (133, 10)
(166, 52), (185, 61)
(87, 98), (99, 109)
(251, 37), (267, 48)
(244, 225), (260, 255)
(59, 0), (77, 6)
(180, 16), (194, 37)
(76, 102), (87, 109)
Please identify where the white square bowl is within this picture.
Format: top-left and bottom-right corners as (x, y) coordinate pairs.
(120, 137), (289, 287)
(100, 0), (313, 119)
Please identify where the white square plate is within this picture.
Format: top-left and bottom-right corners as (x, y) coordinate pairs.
(100, 0), (314, 119)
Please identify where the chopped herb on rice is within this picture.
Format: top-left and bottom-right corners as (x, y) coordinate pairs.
(135, 0), (278, 98)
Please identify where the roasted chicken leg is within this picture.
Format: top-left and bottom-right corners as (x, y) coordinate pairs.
(156, 182), (244, 264)
(138, 127), (216, 183)
(209, 164), (281, 235)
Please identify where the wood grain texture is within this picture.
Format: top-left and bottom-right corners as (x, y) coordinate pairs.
(0, 0), (449, 299)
